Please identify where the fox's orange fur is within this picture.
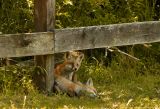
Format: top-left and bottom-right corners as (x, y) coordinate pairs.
(54, 61), (74, 76)
(54, 73), (97, 97)
(53, 51), (98, 97)
(54, 51), (84, 81)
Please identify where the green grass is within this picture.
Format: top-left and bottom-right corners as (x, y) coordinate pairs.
(0, 73), (160, 108)
(0, 49), (160, 108)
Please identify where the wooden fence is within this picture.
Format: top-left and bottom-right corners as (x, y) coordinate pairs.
(0, 0), (160, 92)
(1, 21), (160, 58)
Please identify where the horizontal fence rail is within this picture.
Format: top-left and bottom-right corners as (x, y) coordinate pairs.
(0, 32), (54, 57)
(55, 21), (160, 52)
(0, 21), (160, 58)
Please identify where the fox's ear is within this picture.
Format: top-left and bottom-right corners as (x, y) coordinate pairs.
(79, 53), (84, 59)
(86, 78), (93, 86)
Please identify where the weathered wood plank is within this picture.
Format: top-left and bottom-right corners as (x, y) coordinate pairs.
(45, 0), (55, 93)
(0, 21), (160, 58)
(55, 21), (160, 53)
(0, 32), (54, 58)
(34, 0), (55, 92)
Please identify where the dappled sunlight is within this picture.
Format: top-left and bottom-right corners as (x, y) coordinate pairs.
(99, 90), (112, 102)
(0, 0), (160, 108)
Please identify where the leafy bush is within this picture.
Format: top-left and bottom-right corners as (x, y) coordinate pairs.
(0, 0), (34, 34)
(0, 65), (37, 94)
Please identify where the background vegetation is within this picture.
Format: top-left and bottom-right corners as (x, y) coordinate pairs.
(0, 0), (160, 108)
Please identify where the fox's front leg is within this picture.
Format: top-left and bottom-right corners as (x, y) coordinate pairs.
(72, 72), (77, 83)
(68, 72), (77, 83)
(54, 85), (61, 93)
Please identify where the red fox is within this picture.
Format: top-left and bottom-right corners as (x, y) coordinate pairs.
(54, 73), (98, 97)
(54, 51), (84, 82)
(53, 51), (98, 97)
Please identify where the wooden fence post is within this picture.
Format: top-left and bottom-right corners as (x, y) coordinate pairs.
(34, 0), (55, 92)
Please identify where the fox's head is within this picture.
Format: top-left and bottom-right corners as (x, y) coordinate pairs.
(78, 78), (98, 98)
(85, 78), (98, 98)
(64, 51), (84, 71)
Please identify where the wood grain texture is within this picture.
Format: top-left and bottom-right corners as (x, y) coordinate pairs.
(34, 0), (47, 32)
(55, 21), (160, 53)
(0, 32), (54, 58)
(45, 0), (55, 93)
(0, 21), (160, 58)
(34, 0), (55, 92)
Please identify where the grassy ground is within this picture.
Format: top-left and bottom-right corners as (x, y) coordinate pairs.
(0, 47), (160, 108)
(1, 74), (160, 109)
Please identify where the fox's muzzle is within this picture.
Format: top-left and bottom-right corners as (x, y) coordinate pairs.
(73, 67), (78, 71)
